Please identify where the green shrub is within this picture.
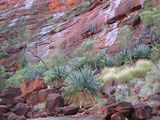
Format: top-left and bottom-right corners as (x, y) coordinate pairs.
(70, 51), (104, 70)
(146, 67), (160, 83)
(71, 38), (96, 57)
(6, 68), (27, 86)
(33, 103), (45, 110)
(23, 65), (46, 80)
(150, 44), (160, 61)
(39, 53), (69, 68)
(0, 50), (8, 59)
(19, 50), (27, 68)
(74, 0), (90, 15)
(144, 0), (155, 11)
(132, 44), (151, 59)
(117, 26), (131, 44)
(141, 7), (160, 38)
(102, 55), (116, 67)
(64, 0), (90, 19)
(44, 65), (70, 86)
(0, 79), (7, 90)
(7, 65), (46, 87)
(98, 53), (116, 67)
(0, 65), (5, 74)
(0, 65), (6, 90)
(1, 20), (28, 47)
(64, 66), (101, 107)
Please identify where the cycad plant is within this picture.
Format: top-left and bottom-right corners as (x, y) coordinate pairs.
(132, 44), (151, 59)
(44, 65), (70, 87)
(0, 50), (8, 60)
(64, 66), (101, 107)
(102, 54), (116, 67)
(23, 66), (46, 80)
(115, 50), (132, 65)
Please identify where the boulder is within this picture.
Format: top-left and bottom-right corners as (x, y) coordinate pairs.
(0, 113), (4, 119)
(25, 88), (58, 106)
(111, 112), (127, 120)
(152, 105), (160, 116)
(14, 103), (32, 116)
(46, 94), (64, 115)
(0, 105), (10, 113)
(13, 96), (25, 107)
(20, 77), (47, 96)
(63, 104), (79, 115)
(132, 104), (152, 120)
(0, 87), (21, 106)
(8, 113), (26, 120)
(106, 101), (133, 117)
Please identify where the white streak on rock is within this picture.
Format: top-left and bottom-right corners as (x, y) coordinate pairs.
(25, 0), (36, 9)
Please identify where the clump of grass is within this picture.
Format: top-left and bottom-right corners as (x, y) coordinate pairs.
(130, 60), (153, 78)
(64, 66), (101, 107)
(44, 65), (70, 87)
(38, 52), (69, 68)
(150, 44), (160, 61)
(23, 65), (46, 80)
(115, 50), (132, 65)
(0, 65), (5, 75)
(100, 60), (153, 83)
(132, 44), (151, 59)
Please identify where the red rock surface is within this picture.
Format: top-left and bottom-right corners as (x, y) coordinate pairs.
(0, 0), (145, 64)
(27, 0), (145, 62)
(20, 77), (47, 96)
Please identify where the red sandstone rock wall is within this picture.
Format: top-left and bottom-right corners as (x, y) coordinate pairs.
(0, 0), (145, 69)
(49, 0), (82, 12)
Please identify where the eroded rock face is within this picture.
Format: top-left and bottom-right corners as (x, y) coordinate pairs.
(0, 0), (144, 65)
(27, 0), (144, 62)
(20, 77), (47, 96)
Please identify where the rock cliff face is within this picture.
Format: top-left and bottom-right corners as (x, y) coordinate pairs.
(0, 0), (145, 69)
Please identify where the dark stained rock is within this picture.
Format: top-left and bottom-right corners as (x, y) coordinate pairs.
(0, 87), (21, 106)
(14, 103), (32, 116)
(106, 101), (133, 117)
(63, 104), (79, 115)
(13, 96), (25, 107)
(152, 104), (160, 116)
(46, 94), (64, 116)
(111, 112), (127, 120)
(8, 112), (26, 120)
(25, 88), (58, 106)
(0, 113), (5, 120)
(132, 104), (152, 120)
(0, 105), (10, 113)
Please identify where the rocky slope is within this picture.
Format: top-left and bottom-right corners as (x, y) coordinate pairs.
(0, 0), (146, 71)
